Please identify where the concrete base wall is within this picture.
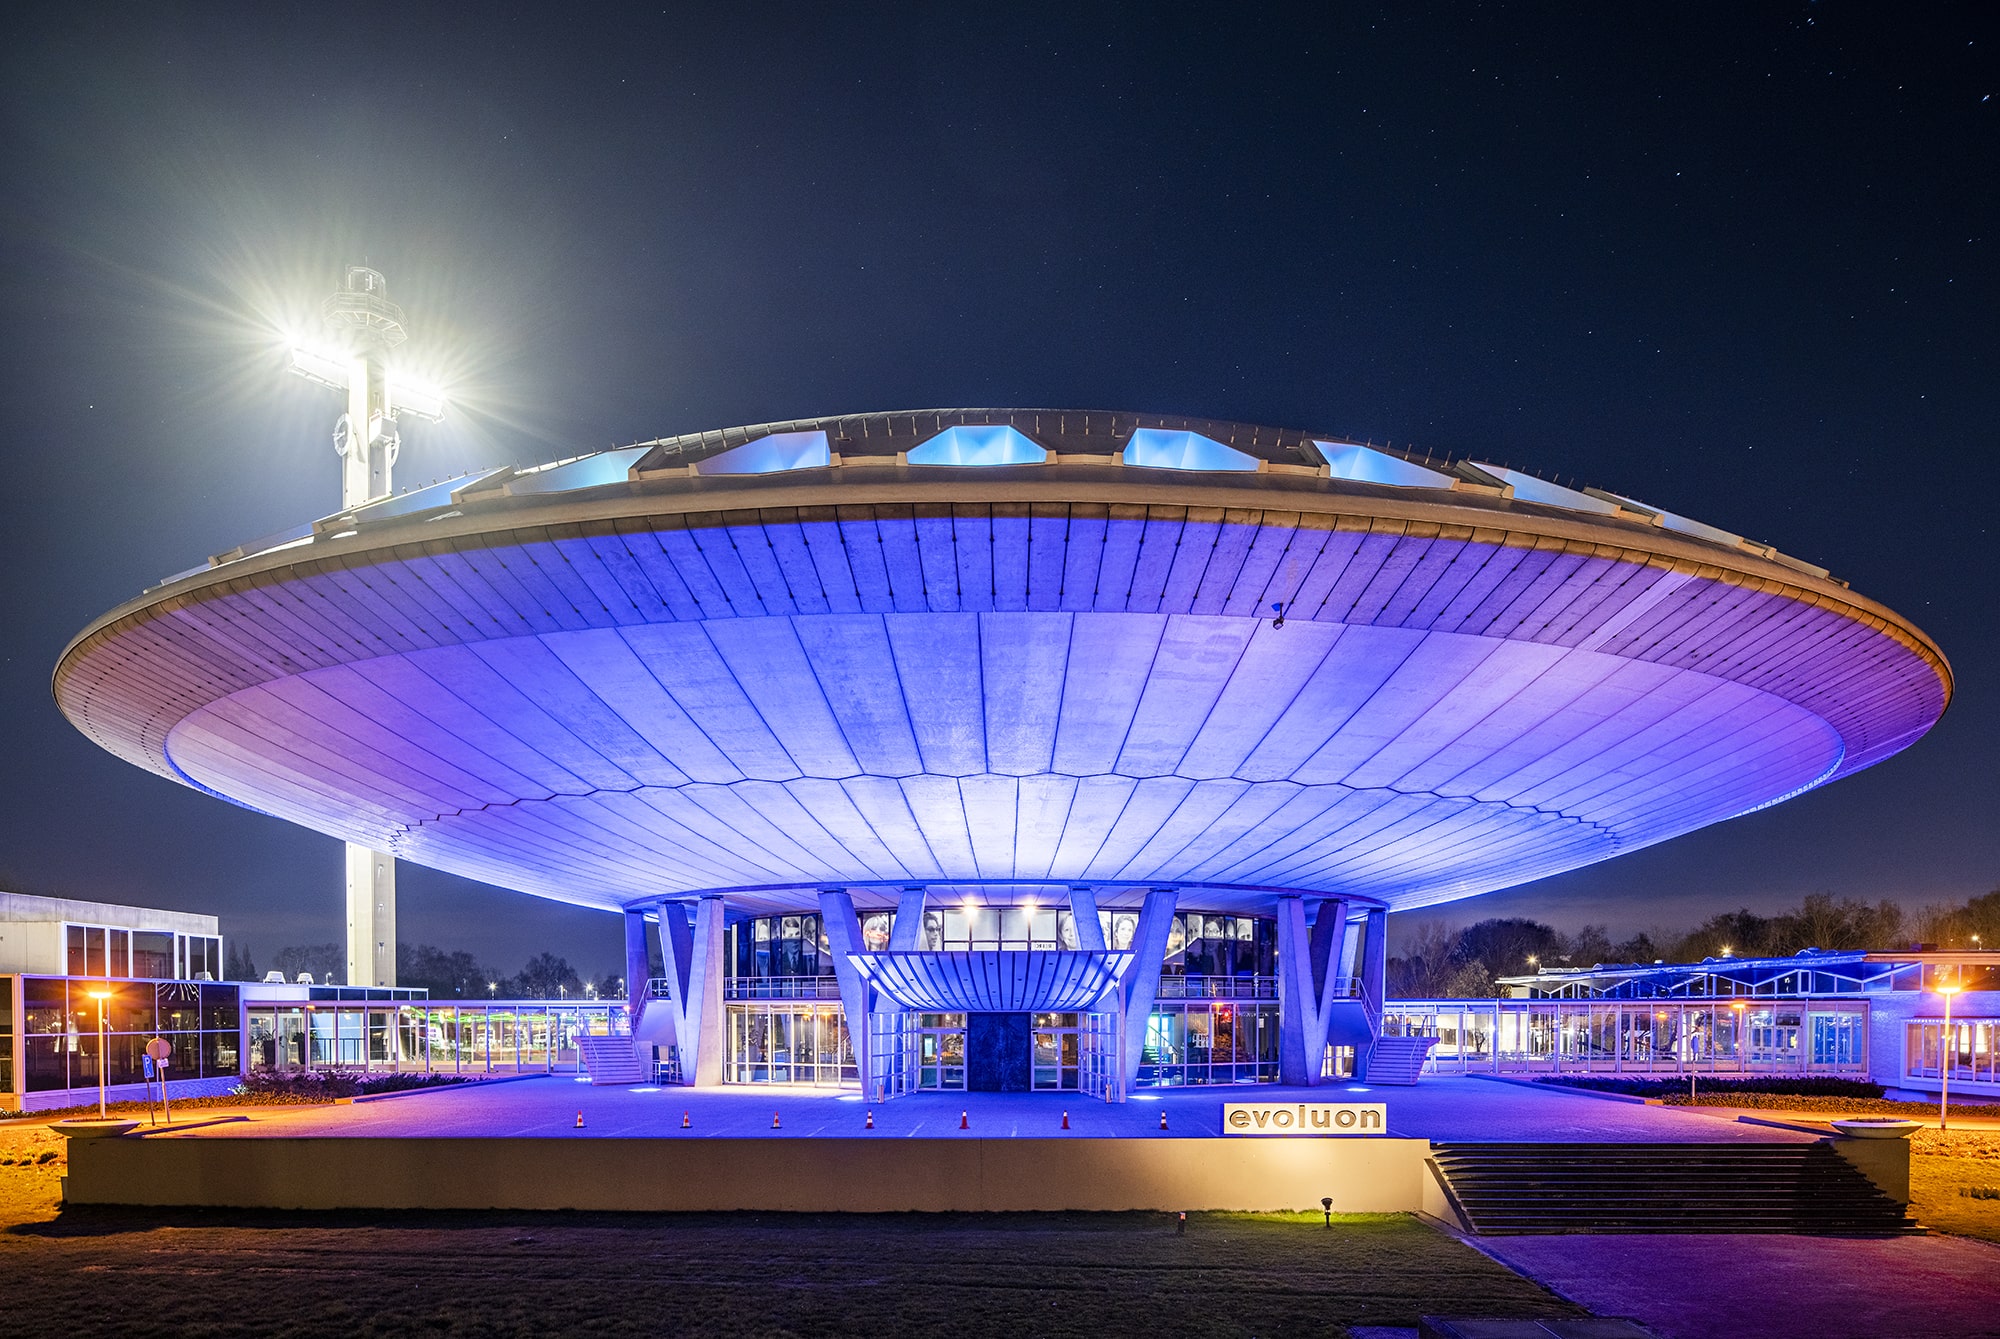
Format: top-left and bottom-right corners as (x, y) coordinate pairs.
(65, 1134), (1433, 1214)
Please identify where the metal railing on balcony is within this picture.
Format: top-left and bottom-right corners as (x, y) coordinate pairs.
(1156, 975), (1280, 1000)
(724, 975), (845, 1001)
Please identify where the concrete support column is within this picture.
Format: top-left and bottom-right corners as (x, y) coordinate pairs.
(623, 906), (652, 1016)
(889, 887), (926, 950)
(690, 896), (726, 1087)
(1278, 896), (1348, 1086)
(1356, 908), (1388, 1077)
(1068, 886), (1107, 950)
(660, 897), (728, 1087)
(1360, 909), (1387, 1012)
(1117, 888), (1180, 1089)
(817, 889), (872, 1088)
(345, 845), (395, 987)
(1310, 900), (1345, 998)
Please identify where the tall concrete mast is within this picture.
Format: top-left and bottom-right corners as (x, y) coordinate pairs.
(291, 266), (431, 986)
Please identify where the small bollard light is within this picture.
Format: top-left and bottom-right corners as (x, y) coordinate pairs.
(1321, 1196), (1333, 1228)
(1177, 1211), (1187, 1235)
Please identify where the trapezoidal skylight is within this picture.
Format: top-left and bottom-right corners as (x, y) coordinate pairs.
(907, 424), (1047, 466)
(1124, 428), (1260, 472)
(693, 429), (831, 475)
(1316, 441), (1455, 489)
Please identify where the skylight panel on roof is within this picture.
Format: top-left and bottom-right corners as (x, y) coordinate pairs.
(693, 429), (831, 475)
(1593, 490), (1745, 548)
(906, 424), (1047, 466)
(1124, 428), (1260, 472)
(1468, 464), (1620, 515)
(506, 446), (651, 495)
(319, 468), (512, 532)
(1315, 442), (1455, 488)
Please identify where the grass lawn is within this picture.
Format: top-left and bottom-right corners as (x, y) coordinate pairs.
(0, 1124), (1579, 1338)
(1909, 1128), (2000, 1243)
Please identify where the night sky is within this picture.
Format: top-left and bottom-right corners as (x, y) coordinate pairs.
(2, 4), (1993, 978)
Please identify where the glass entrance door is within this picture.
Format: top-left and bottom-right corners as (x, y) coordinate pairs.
(915, 1013), (966, 1089)
(1033, 1013), (1081, 1089)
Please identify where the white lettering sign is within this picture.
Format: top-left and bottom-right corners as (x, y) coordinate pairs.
(1221, 1102), (1387, 1135)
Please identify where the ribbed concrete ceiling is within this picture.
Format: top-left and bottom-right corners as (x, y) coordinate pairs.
(56, 445), (1949, 922)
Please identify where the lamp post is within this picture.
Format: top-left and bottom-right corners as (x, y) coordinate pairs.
(1937, 977), (1963, 1132)
(87, 989), (111, 1119)
(1730, 999), (1747, 1076)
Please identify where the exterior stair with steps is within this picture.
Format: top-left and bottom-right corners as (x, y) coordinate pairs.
(1364, 1035), (1437, 1084)
(1429, 1141), (1921, 1235)
(576, 1034), (646, 1086)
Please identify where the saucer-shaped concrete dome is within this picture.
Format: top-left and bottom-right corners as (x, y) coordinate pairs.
(55, 409), (1950, 918)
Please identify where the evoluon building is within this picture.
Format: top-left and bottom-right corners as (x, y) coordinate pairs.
(54, 409), (1950, 1097)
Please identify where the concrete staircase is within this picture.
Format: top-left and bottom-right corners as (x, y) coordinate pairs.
(1429, 1142), (1921, 1235)
(1364, 1035), (1437, 1084)
(576, 1034), (646, 1086)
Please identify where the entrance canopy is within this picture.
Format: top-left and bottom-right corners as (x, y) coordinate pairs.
(850, 949), (1133, 1012)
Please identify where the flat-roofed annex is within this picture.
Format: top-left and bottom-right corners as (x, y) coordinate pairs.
(54, 411), (1951, 921)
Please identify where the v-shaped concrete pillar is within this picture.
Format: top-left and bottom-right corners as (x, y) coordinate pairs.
(1278, 895), (1352, 1085)
(1116, 888), (1179, 1087)
(658, 896), (726, 1086)
(817, 889), (872, 1085)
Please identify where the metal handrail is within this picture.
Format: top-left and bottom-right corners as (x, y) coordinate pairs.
(724, 976), (844, 1001)
(1156, 975), (1279, 1000)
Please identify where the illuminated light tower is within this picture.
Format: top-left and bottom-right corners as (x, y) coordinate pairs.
(285, 267), (446, 987)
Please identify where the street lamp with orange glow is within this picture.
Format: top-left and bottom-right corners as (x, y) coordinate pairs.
(86, 989), (111, 1118)
(1937, 976), (1963, 1132)
(1729, 999), (1747, 1076)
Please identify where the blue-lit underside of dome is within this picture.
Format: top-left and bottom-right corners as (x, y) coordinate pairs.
(64, 506), (1935, 921)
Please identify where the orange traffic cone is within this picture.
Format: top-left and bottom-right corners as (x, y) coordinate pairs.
(575, 1111), (585, 1128)
(681, 1111), (690, 1129)
(772, 1111), (782, 1129)
(1159, 1110), (1169, 1131)
(960, 1109), (969, 1130)
(865, 1109), (875, 1129)
(1061, 1110), (1070, 1130)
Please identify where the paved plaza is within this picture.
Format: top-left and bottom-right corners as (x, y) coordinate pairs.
(1478, 1232), (2000, 1339)
(152, 1073), (1814, 1144)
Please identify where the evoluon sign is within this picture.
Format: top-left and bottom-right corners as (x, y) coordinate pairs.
(1221, 1102), (1387, 1135)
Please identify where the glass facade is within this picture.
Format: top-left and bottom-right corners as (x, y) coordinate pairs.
(63, 924), (222, 981)
(1382, 998), (1872, 1077)
(725, 1002), (855, 1084)
(245, 999), (613, 1076)
(20, 977), (240, 1092)
(721, 908), (1285, 1088)
(1906, 1019), (1999, 1088)
(1140, 1001), (1281, 1085)
(1161, 914), (1276, 978)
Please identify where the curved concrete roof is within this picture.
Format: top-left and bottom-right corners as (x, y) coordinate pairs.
(55, 409), (1950, 919)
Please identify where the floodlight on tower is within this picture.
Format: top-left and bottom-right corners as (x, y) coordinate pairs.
(282, 266), (448, 987)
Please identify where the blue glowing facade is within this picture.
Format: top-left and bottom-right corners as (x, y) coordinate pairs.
(56, 409), (1950, 1093)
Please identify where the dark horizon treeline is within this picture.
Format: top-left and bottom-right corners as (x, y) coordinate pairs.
(221, 941), (631, 1000)
(1388, 888), (2000, 999)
